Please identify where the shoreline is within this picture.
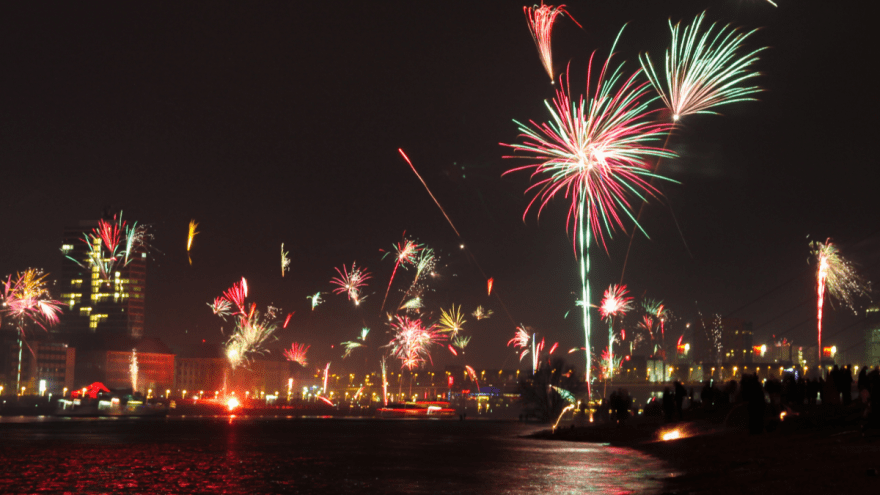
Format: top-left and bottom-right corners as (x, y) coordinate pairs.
(531, 406), (880, 494)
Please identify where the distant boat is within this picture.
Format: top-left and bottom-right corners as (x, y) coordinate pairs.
(376, 400), (456, 418)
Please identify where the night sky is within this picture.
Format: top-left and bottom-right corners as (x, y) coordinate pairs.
(2, 1), (876, 371)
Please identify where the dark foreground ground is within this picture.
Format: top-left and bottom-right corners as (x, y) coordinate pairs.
(534, 403), (880, 494)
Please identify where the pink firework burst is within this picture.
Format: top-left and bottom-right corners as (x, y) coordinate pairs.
(386, 315), (446, 370)
(283, 342), (310, 366)
(330, 262), (372, 305)
(599, 284), (634, 320)
(221, 277), (249, 315)
(2, 268), (64, 332)
(524, 3), (581, 81)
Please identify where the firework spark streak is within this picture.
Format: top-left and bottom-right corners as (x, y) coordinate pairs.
(307, 292), (324, 310)
(811, 240), (870, 366)
(398, 149), (461, 237)
(187, 220), (199, 252)
(322, 362), (331, 395)
(380, 238), (421, 313)
(331, 262), (371, 306)
(523, 4), (581, 82)
(386, 315), (446, 370)
(487, 277), (494, 296)
(281, 243), (291, 277)
(503, 27), (676, 398)
(438, 305), (466, 336)
(381, 358), (388, 405)
(130, 349), (138, 393)
(283, 313), (294, 329)
(640, 11), (765, 122)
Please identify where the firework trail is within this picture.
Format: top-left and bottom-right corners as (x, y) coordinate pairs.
(438, 304), (466, 336)
(599, 284), (633, 378)
(448, 345), (458, 356)
(381, 358), (389, 405)
(503, 27), (676, 398)
(465, 365), (480, 392)
(323, 362), (331, 395)
(487, 278), (494, 296)
(548, 342), (559, 355)
(398, 149), (461, 237)
(386, 315), (446, 370)
(283, 342), (310, 366)
(130, 349), (139, 393)
(187, 220), (199, 251)
(331, 262), (372, 306)
(281, 243), (291, 277)
(283, 312), (294, 329)
(472, 306), (493, 320)
(640, 12), (765, 122)
(551, 385), (576, 404)
(380, 238), (421, 313)
(523, 3), (581, 82)
(810, 240), (870, 366)
(307, 292), (324, 310)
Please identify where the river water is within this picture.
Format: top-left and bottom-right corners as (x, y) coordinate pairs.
(0, 416), (672, 494)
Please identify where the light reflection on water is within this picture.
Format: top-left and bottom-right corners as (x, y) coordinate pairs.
(0, 417), (671, 494)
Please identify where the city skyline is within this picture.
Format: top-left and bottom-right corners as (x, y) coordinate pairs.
(2, 1), (876, 370)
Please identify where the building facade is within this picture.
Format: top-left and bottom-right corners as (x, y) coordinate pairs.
(59, 220), (147, 339)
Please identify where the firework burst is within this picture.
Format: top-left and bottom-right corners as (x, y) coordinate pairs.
(66, 213), (153, 281)
(640, 11), (766, 122)
(331, 262), (371, 306)
(283, 342), (310, 366)
(380, 238), (422, 313)
(438, 304), (466, 336)
(1, 269), (64, 332)
(811, 240), (871, 365)
(523, 3), (581, 82)
(503, 27), (676, 397)
(599, 284), (633, 379)
(385, 315), (446, 370)
(472, 306), (493, 320)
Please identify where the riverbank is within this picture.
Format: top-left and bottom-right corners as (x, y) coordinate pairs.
(534, 405), (880, 494)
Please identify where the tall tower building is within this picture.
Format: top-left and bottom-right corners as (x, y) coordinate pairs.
(865, 306), (880, 366)
(58, 220), (147, 339)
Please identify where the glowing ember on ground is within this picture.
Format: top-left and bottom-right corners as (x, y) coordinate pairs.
(661, 429), (681, 441)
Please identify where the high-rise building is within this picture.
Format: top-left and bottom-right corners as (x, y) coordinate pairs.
(58, 220), (147, 338)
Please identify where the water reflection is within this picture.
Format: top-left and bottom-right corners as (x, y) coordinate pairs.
(0, 417), (671, 494)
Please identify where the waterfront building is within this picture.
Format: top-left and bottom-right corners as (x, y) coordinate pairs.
(75, 335), (174, 393)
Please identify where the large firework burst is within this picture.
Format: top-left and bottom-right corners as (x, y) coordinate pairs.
(503, 27), (676, 398)
(639, 11), (765, 122)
